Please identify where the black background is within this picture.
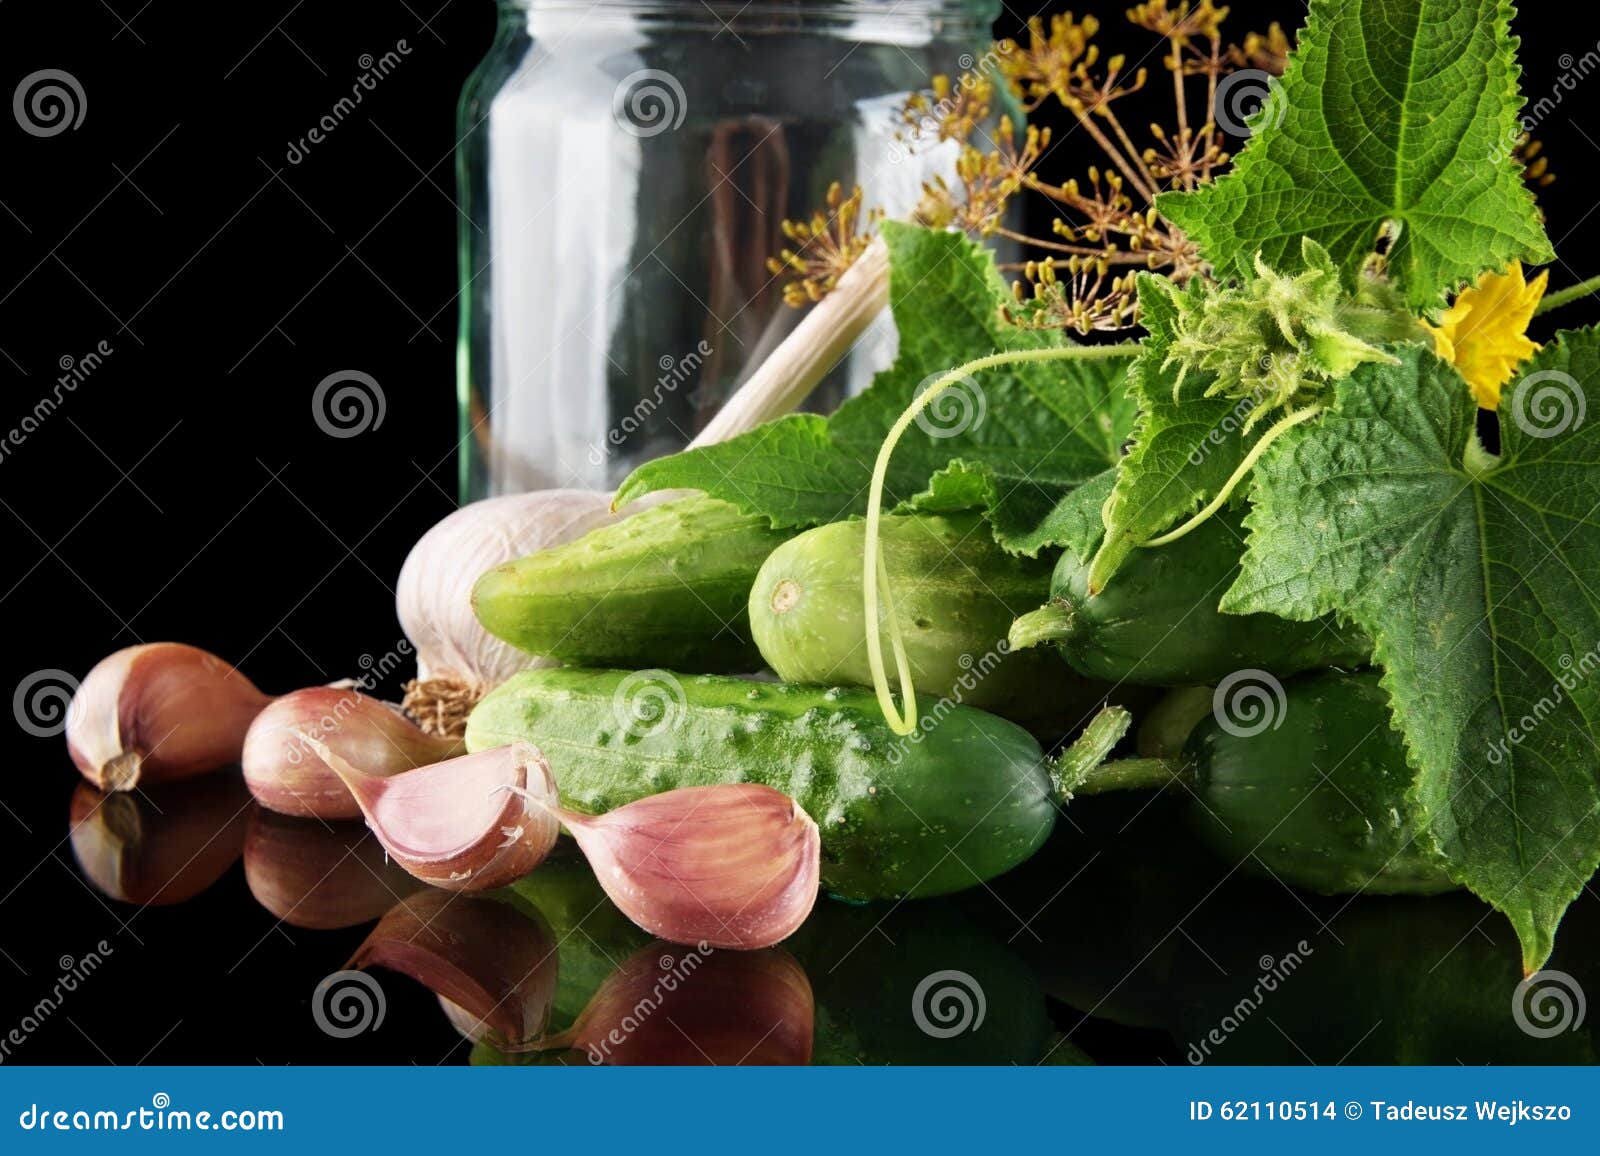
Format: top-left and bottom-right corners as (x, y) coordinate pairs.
(1, 0), (1596, 1065)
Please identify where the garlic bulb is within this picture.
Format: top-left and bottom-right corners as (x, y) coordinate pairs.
(397, 491), (616, 734)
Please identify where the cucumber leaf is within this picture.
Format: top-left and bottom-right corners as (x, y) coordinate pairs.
(1082, 276), (1256, 590)
(1159, 0), (1551, 308)
(1223, 334), (1600, 971)
(615, 222), (1135, 540)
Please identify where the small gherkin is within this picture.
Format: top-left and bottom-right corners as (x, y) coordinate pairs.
(1159, 236), (1426, 431)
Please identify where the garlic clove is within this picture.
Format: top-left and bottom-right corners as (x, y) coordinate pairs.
(242, 687), (463, 820)
(243, 808), (423, 929)
(66, 643), (272, 792)
(68, 774), (251, 905)
(559, 942), (814, 1065)
(350, 890), (559, 1053)
(563, 784), (821, 950)
(307, 738), (561, 891)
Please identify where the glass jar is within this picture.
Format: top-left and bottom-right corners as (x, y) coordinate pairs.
(455, 0), (999, 501)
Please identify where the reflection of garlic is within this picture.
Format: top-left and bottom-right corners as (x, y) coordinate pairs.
(397, 491), (616, 735)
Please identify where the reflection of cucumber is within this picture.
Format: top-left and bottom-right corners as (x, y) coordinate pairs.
(971, 795), (1219, 1033)
(468, 668), (1055, 900)
(482, 865), (1060, 1067)
(749, 514), (1097, 732)
(1173, 883), (1599, 1065)
(1080, 671), (1453, 896)
(472, 496), (786, 671)
(1011, 510), (1368, 685)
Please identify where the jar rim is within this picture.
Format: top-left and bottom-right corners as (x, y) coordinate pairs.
(498, 0), (996, 24)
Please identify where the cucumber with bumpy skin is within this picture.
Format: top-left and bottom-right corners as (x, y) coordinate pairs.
(1079, 670), (1452, 896)
(472, 496), (787, 672)
(749, 514), (1110, 734)
(1010, 509), (1369, 686)
(465, 667), (1056, 901)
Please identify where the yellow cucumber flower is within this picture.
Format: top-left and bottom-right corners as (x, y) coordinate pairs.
(1426, 261), (1548, 409)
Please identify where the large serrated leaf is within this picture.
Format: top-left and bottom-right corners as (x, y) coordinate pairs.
(1160, 0), (1551, 308)
(1224, 335), (1600, 971)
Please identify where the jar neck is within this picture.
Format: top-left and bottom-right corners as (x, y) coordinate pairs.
(500, 1), (995, 37)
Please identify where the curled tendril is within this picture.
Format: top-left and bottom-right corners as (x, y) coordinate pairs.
(863, 343), (1140, 734)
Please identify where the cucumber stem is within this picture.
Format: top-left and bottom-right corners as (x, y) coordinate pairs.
(1070, 756), (1188, 796)
(1535, 271), (1600, 317)
(1049, 705), (1133, 801)
(1008, 602), (1077, 651)
(863, 343), (1141, 734)
(1139, 404), (1323, 550)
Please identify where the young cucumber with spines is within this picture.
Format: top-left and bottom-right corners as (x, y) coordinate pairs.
(1009, 509), (1369, 686)
(1077, 671), (1453, 896)
(472, 496), (788, 672)
(467, 667), (1070, 902)
(749, 513), (1116, 734)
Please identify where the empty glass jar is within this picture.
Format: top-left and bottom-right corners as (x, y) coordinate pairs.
(455, 0), (998, 501)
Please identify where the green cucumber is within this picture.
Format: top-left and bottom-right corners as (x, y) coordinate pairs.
(466, 667), (1055, 901)
(1010, 509), (1369, 685)
(1079, 671), (1453, 895)
(471, 496), (788, 672)
(749, 514), (1109, 733)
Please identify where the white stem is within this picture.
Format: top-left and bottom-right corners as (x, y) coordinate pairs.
(690, 237), (892, 447)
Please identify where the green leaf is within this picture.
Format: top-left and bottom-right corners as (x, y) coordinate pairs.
(1000, 466), (1115, 562)
(1160, 0), (1552, 308)
(616, 222), (1135, 538)
(1085, 276), (1256, 590)
(1224, 335), (1600, 971)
